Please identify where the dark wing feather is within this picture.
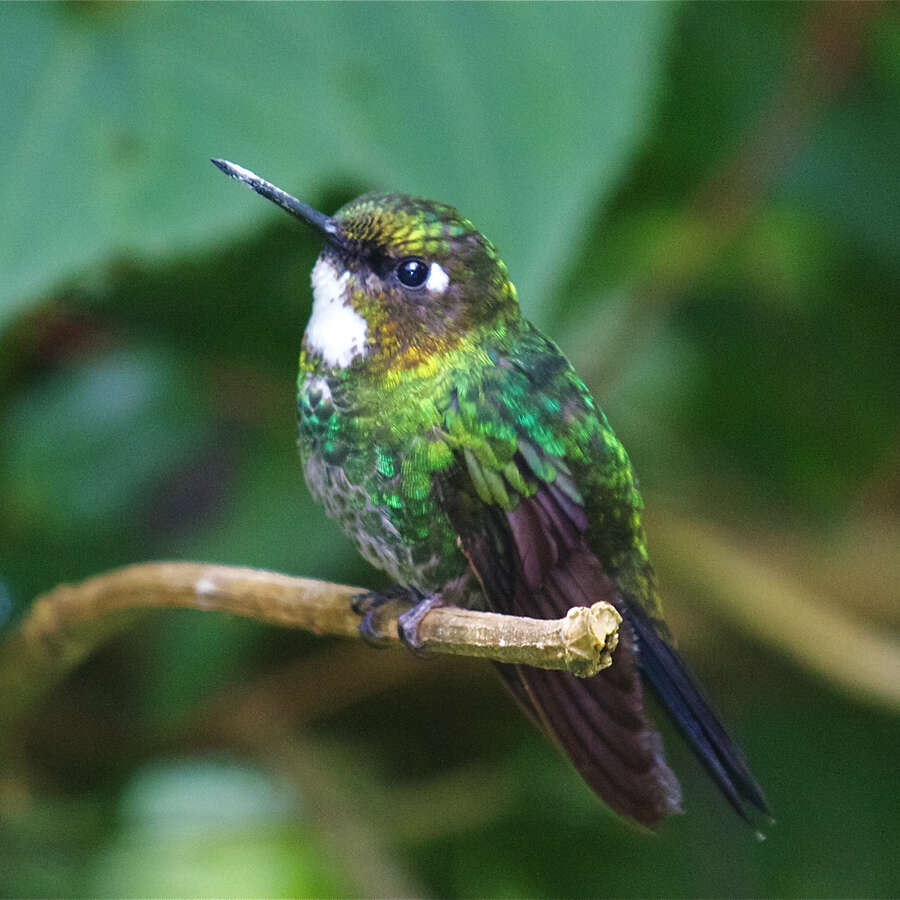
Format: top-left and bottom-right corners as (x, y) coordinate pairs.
(447, 462), (768, 827)
(451, 482), (683, 827)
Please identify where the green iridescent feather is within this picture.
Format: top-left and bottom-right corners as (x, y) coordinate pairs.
(298, 317), (655, 615)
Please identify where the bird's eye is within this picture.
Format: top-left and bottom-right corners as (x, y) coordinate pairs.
(396, 258), (429, 289)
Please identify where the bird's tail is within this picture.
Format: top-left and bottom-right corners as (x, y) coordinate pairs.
(494, 546), (769, 828)
(626, 600), (770, 823)
(463, 486), (768, 827)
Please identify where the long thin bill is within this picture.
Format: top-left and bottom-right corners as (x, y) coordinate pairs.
(211, 159), (337, 237)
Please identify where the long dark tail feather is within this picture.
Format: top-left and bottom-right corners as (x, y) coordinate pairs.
(627, 601), (770, 821)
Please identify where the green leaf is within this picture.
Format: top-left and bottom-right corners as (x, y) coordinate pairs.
(1, 345), (206, 538)
(1, 3), (672, 330)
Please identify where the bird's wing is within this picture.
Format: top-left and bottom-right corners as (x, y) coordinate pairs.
(436, 337), (681, 827)
(436, 331), (766, 827)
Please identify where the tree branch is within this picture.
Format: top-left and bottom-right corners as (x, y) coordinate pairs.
(0, 562), (620, 767)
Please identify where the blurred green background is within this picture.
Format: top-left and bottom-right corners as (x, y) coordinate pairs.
(1, 3), (898, 897)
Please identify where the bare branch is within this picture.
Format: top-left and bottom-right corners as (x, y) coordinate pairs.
(0, 562), (620, 768)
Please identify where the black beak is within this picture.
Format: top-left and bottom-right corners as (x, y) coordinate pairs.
(211, 159), (338, 240)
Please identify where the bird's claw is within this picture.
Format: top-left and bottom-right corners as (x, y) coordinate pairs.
(351, 589), (389, 617)
(350, 587), (443, 655)
(351, 588), (405, 647)
(397, 594), (445, 656)
(351, 586), (424, 648)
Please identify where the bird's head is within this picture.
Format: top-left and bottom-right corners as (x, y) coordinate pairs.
(213, 160), (520, 372)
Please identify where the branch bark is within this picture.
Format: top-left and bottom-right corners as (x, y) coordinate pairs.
(0, 562), (619, 767)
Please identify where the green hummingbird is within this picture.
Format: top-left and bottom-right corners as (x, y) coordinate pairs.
(213, 159), (769, 829)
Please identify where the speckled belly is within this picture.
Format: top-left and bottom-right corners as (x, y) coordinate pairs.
(297, 372), (466, 591)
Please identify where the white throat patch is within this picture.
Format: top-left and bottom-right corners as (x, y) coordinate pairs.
(306, 256), (368, 368)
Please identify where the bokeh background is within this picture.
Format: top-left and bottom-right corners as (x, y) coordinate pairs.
(1, 3), (898, 897)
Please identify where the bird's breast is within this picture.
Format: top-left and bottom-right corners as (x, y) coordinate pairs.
(296, 368), (466, 589)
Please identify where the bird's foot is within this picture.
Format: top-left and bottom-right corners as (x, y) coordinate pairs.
(351, 585), (423, 648)
(397, 593), (446, 655)
(350, 586), (444, 654)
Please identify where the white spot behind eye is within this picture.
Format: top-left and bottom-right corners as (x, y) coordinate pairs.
(306, 256), (369, 368)
(425, 262), (450, 294)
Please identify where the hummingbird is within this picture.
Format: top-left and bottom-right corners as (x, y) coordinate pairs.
(213, 158), (769, 829)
